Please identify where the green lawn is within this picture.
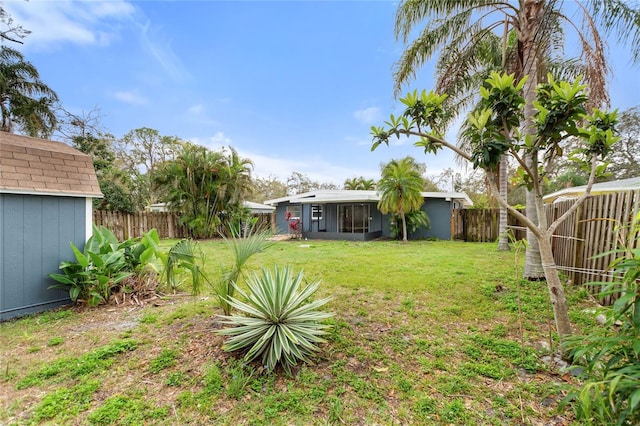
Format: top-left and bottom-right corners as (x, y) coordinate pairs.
(0, 239), (597, 425)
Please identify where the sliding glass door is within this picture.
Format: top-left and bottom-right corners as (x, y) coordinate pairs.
(338, 204), (369, 233)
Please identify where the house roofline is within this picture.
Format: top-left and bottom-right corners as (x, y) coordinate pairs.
(264, 190), (472, 207)
(543, 176), (640, 203)
(0, 188), (103, 198)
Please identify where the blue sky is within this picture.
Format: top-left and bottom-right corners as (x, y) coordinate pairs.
(4, 0), (640, 187)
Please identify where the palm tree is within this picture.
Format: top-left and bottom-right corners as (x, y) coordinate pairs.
(359, 177), (376, 190)
(217, 146), (254, 224)
(0, 46), (58, 137)
(153, 144), (254, 238)
(343, 177), (360, 190)
(377, 157), (425, 243)
(344, 176), (377, 190)
(393, 0), (640, 277)
(153, 143), (226, 238)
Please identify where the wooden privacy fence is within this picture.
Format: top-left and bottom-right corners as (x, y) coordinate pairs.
(453, 190), (640, 303)
(548, 190), (640, 303)
(452, 208), (526, 242)
(93, 211), (190, 240)
(93, 210), (275, 241)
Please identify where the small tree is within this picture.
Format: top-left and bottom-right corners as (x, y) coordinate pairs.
(377, 157), (425, 243)
(371, 72), (618, 341)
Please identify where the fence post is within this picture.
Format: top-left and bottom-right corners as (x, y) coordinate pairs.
(571, 202), (585, 286)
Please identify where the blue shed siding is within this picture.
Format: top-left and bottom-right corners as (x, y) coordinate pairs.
(1, 194), (86, 320)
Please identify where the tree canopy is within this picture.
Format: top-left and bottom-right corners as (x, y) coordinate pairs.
(372, 72), (618, 340)
(0, 46), (58, 137)
(377, 157), (426, 243)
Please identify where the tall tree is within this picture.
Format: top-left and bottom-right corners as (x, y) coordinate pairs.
(250, 175), (287, 203)
(393, 0), (640, 278)
(0, 6), (29, 44)
(286, 171), (338, 195)
(117, 127), (181, 174)
(343, 176), (376, 190)
(55, 105), (104, 141)
(606, 105), (640, 180)
(372, 73), (618, 340)
(72, 133), (135, 213)
(217, 147), (254, 223)
(0, 46), (58, 137)
(377, 157), (425, 243)
(115, 127), (182, 206)
(152, 144), (254, 238)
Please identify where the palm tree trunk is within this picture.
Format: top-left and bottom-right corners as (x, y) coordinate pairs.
(497, 19), (510, 252)
(401, 211), (408, 243)
(521, 0), (545, 279)
(497, 160), (510, 250)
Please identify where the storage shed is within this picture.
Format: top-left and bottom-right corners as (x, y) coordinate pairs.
(0, 133), (102, 320)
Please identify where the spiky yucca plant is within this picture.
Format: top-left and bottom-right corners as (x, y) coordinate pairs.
(217, 265), (333, 374)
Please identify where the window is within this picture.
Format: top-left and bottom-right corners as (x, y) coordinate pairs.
(312, 205), (323, 221)
(286, 205), (301, 220)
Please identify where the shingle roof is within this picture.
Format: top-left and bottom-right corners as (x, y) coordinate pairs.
(0, 132), (102, 197)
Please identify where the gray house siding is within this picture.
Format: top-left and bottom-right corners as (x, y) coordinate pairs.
(380, 199), (453, 240)
(1, 194), (86, 320)
(412, 198), (453, 240)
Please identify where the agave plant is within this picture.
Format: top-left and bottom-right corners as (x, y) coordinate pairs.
(217, 265), (333, 374)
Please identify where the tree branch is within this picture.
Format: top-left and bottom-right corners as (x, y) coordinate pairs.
(485, 172), (544, 239)
(403, 130), (473, 162)
(547, 154), (598, 235)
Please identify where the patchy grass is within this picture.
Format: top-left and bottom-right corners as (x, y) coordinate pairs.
(0, 239), (598, 424)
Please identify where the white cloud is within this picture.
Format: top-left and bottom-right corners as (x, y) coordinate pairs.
(112, 90), (147, 105)
(191, 132), (233, 150)
(3, 0), (136, 50)
(184, 104), (219, 126)
(187, 104), (205, 115)
(344, 136), (373, 147)
(138, 20), (190, 81)
(188, 133), (377, 186)
(243, 151), (378, 187)
(353, 106), (381, 125)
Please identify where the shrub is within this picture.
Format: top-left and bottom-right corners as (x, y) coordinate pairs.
(217, 265), (333, 374)
(563, 213), (640, 425)
(214, 225), (272, 315)
(165, 239), (208, 294)
(49, 226), (187, 306)
(49, 226), (134, 305)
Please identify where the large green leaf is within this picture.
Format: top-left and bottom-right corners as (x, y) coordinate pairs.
(70, 243), (89, 268)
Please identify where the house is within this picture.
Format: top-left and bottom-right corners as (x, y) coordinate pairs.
(0, 133), (102, 320)
(264, 190), (472, 241)
(543, 176), (640, 203)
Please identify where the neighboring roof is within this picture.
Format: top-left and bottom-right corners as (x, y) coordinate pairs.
(264, 190), (473, 207)
(244, 200), (276, 214)
(543, 176), (640, 203)
(147, 201), (275, 214)
(0, 132), (102, 198)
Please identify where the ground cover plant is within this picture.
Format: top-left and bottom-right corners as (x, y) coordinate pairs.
(1, 239), (602, 424)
